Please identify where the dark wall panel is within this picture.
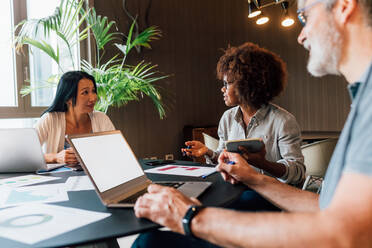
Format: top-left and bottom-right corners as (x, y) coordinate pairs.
(95, 0), (350, 159)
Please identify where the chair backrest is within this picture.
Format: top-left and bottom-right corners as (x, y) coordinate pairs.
(202, 132), (219, 151)
(301, 138), (338, 177)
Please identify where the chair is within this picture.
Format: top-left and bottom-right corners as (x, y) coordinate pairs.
(183, 126), (218, 163)
(301, 138), (338, 192)
(202, 132), (219, 152)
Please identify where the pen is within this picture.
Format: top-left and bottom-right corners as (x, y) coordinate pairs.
(228, 161), (236, 165)
(201, 168), (217, 179)
(182, 145), (192, 156)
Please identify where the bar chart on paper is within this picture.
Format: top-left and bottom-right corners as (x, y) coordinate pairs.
(144, 165), (216, 177)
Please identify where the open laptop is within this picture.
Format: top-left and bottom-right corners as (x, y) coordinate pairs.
(66, 130), (212, 207)
(0, 128), (63, 173)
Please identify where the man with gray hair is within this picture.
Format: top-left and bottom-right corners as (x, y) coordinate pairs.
(132, 0), (372, 247)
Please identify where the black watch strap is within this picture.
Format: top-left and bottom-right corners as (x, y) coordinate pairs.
(182, 205), (205, 238)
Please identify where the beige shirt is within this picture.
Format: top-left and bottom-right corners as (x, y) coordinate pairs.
(35, 111), (115, 153)
(209, 103), (305, 184)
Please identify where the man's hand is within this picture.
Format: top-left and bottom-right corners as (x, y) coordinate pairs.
(134, 184), (201, 234)
(181, 140), (209, 158)
(216, 150), (262, 186)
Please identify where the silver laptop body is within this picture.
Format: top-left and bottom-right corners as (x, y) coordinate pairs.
(67, 130), (211, 208)
(0, 128), (46, 173)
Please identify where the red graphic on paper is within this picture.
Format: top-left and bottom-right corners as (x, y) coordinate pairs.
(180, 166), (199, 171)
(157, 166), (178, 171)
(157, 166), (200, 171)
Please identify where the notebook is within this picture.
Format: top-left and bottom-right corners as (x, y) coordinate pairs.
(66, 130), (211, 207)
(0, 128), (64, 173)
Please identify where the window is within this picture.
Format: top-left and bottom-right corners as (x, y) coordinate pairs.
(0, 0), (81, 120)
(0, 0), (17, 107)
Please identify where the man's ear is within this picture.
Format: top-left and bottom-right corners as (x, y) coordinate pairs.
(334, 0), (357, 25)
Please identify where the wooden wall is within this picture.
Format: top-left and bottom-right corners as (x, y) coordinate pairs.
(94, 0), (350, 159)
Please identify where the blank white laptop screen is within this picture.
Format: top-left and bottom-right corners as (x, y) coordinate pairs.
(70, 133), (144, 192)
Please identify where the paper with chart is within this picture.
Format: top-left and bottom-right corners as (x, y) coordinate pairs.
(0, 203), (111, 244)
(144, 165), (217, 177)
(65, 175), (95, 191)
(0, 183), (68, 208)
(0, 175), (59, 188)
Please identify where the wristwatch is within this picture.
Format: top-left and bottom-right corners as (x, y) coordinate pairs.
(182, 205), (205, 238)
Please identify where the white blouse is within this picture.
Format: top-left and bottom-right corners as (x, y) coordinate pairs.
(35, 111), (115, 153)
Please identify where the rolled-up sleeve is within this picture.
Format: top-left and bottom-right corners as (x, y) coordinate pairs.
(276, 115), (306, 185)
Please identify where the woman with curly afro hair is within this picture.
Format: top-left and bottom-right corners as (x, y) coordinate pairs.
(182, 42), (305, 192)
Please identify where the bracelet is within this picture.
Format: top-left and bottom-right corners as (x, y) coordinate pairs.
(182, 205), (205, 238)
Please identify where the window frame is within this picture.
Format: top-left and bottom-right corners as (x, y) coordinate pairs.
(0, 0), (93, 119)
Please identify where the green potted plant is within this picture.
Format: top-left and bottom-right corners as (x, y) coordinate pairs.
(14, 0), (169, 117)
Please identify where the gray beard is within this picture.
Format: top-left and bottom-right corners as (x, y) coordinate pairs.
(306, 20), (342, 77)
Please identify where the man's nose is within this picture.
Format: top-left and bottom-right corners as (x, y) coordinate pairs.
(297, 28), (306, 45)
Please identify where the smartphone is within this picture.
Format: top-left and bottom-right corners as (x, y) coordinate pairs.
(225, 139), (264, 154)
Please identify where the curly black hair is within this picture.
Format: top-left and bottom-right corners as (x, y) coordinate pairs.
(216, 42), (287, 109)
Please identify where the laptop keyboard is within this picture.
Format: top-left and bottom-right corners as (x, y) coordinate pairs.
(156, 182), (185, 188)
(118, 182), (185, 204)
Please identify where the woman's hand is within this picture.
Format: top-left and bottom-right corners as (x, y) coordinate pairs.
(181, 141), (209, 158)
(239, 144), (267, 168)
(55, 148), (78, 164)
(216, 150), (262, 186)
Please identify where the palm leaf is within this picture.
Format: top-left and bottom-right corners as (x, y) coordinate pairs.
(15, 0), (170, 118)
(21, 37), (60, 65)
(14, 0), (88, 69)
(85, 8), (121, 51)
(130, 26), (162, 50)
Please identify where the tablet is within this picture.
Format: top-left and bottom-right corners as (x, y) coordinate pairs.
(225, 139), (264, 154)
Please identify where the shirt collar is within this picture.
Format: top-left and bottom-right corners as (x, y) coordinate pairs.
(347, 61), (372, 100)
(233, 104), (271, 124)
(357, 62), (372, 84)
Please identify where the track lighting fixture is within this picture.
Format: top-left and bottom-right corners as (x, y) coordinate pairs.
(248, 0), (262, 18)
(281, 1), (295, 27)
(247, 0), (295, 27)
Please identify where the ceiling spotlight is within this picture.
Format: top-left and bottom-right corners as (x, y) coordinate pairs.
(256, 14), (269, 25)
(248, 0), (261, 18)
(280, 1), (294, 27)
(281, 16), (294, 27)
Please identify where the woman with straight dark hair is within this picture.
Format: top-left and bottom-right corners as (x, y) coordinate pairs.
(35, 71), (115, 164)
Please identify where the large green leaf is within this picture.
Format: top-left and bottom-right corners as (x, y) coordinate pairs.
(85, 8), (121, 56)
(14, 0), (88, 69)
(15, 0), (170, 119)
(21, 37), (60, 65)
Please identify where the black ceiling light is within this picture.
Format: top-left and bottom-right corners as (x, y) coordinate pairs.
(246, 0), (295, 28)
(280, 1), (295, 27)
(248, 0), (262, 18)
(256, 11), (269, 25)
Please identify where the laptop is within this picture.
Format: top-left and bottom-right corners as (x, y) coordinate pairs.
(66, 130), (212, 207)
(0, 128), (63, 173)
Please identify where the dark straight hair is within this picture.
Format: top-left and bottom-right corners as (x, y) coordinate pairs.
(42, 71), (97, 115)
